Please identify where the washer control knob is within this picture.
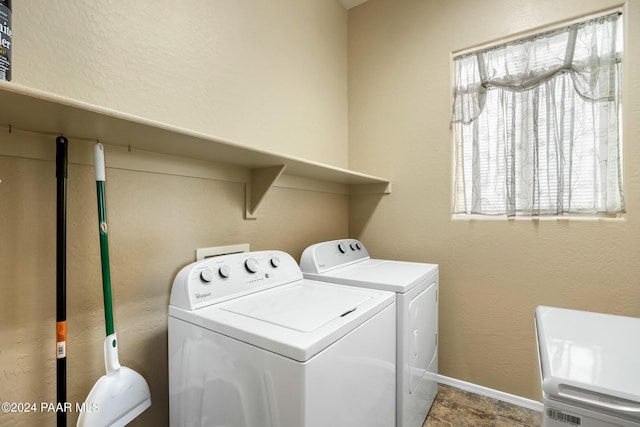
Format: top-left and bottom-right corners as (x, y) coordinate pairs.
(218, 265), (231, 278)
(350, 242), (357, 251)
(338, 242), (347, 254)
(200, 268), (214, 283)
(270, 257), (281, 268)
(356, 242), (362, 250)
(245, 258), (259, 273)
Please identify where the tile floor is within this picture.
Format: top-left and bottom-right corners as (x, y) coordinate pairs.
(423, 384), (542, 427)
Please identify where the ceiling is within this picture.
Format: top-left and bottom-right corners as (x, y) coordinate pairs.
(339, 0), (369, 10)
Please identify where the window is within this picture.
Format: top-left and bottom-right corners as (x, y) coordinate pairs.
(452, 12), (624, 217)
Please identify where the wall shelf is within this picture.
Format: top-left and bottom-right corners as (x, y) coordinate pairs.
(0, 81), (390, 218)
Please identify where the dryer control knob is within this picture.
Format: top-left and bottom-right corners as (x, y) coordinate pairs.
(355, 242), (362, 250)
(338, 242), (347, 254)
(270, 257), (281, 268)
(218, 265), (231, 278)
(200, 268), (214, 283)
(350, 242), (357, 251)
(245, 258), (259, 273)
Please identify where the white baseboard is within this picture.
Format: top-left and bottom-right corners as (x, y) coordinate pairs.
(436, 375), (544, 412)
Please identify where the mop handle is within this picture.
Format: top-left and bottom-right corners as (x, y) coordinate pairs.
(55, 136), (67, 427)
(94, 143), (115, 337)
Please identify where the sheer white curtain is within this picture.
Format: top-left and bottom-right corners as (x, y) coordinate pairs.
(452, 12), (624, 216)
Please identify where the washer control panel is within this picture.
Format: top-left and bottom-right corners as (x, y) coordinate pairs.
(171, 250), (302, 310)
(300, 239), (370, 274)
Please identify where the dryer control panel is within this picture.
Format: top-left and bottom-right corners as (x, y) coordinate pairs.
(171, 250), (302, 310)
(300, 239), (370, 274)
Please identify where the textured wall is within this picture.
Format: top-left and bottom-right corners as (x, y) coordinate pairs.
(348, 0), (640, 400)
(12, 0), (349, 168)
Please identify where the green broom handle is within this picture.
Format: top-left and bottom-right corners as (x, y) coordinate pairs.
(95, 143), (115, 337)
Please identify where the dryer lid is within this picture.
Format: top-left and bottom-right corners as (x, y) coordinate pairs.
(220, 282), (372, 332)
(536, 306), (640, 419)
(318, 259), (438, 293)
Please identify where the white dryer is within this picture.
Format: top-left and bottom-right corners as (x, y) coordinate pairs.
(536, 306), (640, 427)
(300, 239), (439, 427)
(168, 250), (396, 427)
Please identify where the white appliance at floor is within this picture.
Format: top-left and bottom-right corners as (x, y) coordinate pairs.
(300, 239), (439, 427)
(168, 250), (396, 427)
(535, 306), (640, 427)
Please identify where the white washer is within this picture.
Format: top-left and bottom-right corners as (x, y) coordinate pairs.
(535, 306), (640, 427)
(300, 239), (439, 427)
(169, 250), (396, 427)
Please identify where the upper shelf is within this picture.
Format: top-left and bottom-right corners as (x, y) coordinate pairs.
(0, 80), (390, 187)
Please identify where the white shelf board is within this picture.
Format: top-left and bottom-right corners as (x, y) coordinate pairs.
(0, 81), (390, 187)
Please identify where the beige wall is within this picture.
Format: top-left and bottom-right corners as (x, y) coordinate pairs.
(0, 1), (349, 426)
(349, 0), (640, 400)
(13, 0), (349, 168)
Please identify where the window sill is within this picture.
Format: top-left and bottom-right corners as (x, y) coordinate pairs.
(451, 214), (625, 222)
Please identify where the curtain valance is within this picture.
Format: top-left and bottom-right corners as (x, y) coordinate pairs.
(452, 12), (621, 125)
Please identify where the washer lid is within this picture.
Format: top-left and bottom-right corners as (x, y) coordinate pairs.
(169, 280), (395, 362)
(220, 283), (372, 332)
(536, 306), (640, 419)
(312, 259), (438, 293)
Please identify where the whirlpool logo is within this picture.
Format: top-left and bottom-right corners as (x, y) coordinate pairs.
(195, 292), (211, 299)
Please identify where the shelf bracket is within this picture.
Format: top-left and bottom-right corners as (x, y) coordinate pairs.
(245, 165), (287, 220)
